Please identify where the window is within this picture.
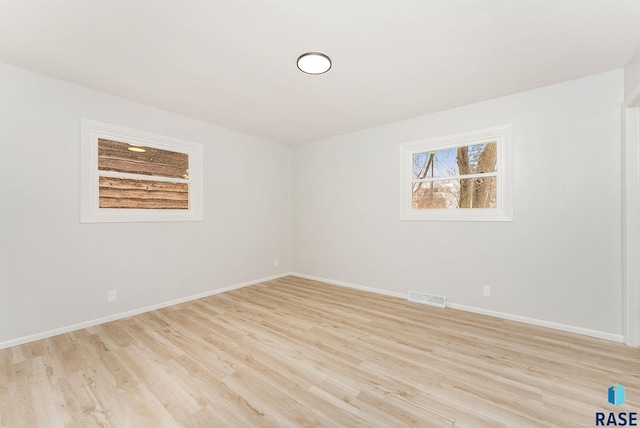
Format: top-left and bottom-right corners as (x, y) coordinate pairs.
(399, 125), (513, 221)
(81, 119), (203, 223)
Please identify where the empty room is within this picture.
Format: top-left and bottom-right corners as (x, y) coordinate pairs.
(2, 1), (640, 426)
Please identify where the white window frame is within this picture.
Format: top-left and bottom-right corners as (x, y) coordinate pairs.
(80, 118), (203, 223)
(399, 124), (513, 222)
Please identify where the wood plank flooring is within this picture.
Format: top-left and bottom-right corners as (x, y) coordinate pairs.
(1, 276), (639, 427)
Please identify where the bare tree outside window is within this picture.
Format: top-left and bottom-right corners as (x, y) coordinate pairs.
(411, 142), (497, 210)
(399, 125), (512, 222)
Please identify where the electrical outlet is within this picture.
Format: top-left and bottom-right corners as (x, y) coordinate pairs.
(483, 286), (491, 297)
(274, 259), (279, 267)
(108, 290), (117, 302)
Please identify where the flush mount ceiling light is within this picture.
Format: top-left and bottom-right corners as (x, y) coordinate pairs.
(297, 52), (332, 75)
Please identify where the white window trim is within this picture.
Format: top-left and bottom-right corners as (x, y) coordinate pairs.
(399, 124), (514, 222)
(80, 118), (204, 223)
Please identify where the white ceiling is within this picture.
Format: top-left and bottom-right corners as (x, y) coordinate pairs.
(1, 1), (639, 145)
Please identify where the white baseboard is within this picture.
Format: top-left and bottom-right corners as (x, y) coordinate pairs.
(0, 273), (290, 350)
(446, 303), (623, 343)
(289, 273), (624, 343)
(3, 272), (623, 350)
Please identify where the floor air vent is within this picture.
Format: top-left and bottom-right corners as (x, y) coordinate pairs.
(408, 291), (446, 308)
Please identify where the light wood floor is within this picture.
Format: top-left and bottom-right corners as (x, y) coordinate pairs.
(1, 276), (639, 427)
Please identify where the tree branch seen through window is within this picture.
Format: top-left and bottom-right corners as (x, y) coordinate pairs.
(399, 124), (512, 222)
(411, 142), (497, 210)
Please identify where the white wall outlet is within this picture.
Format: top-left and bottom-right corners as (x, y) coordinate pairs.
(483, 286), (491, 297)
(274, 259), (279, 267)
(108, 290), (117, 302)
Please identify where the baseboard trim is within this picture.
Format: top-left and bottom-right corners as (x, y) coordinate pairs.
(290, 272), (624, 343)
(4, 272), (623, 350)
(0, 273), (290, 350)
(446, 303), (623, 343)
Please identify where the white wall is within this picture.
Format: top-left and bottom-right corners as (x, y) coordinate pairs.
(623, 48), (640, 346)
(625, 46), (640, 100)
(292, 70), (623, 336)
(0, 62), (626, 345)
(0, 63), (290, 346)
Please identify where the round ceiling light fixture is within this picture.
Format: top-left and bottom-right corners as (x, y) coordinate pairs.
(297, 52), (332, 75)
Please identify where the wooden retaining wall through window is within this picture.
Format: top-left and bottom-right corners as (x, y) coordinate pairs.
(97, 138), (189, 210)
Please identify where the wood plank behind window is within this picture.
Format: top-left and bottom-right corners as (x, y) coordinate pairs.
(99, 177), (188, 209)
(98, 138), (189, 179)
